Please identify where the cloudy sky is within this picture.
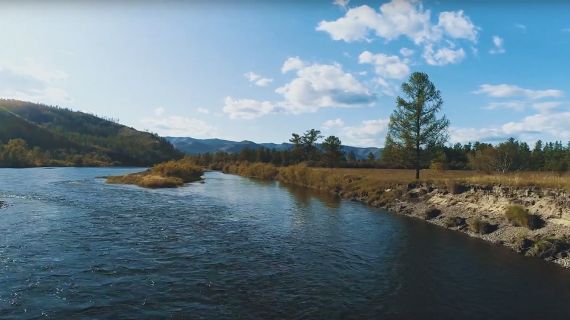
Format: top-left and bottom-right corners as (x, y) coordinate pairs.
(1, 0), (569, 147)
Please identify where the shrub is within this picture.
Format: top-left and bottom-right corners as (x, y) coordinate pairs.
(430, 160), (446, 171)
(445, 180), (466, 194)
(444, 216), (466, 228)
(468, 218), (496, 234)
(512, 236), (534, 254)
(376, 189), (403, 206)
(526, 238), (569, 259)
(505, 205), (544, 230)
(422, 208), (441, 220)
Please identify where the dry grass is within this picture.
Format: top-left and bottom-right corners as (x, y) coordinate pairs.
(505, 205), (544, 230)
(107, 158), (203, 188)
(310, 168), (570, 191)
(223, 163), (569, 201)
(107, 173), (184, 188)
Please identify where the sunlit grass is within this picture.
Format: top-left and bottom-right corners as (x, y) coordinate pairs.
(107, 158), (203, 188)
(224, 162), (569, 192)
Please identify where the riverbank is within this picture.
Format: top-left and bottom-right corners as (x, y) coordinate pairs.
(223, 162), (570, 267)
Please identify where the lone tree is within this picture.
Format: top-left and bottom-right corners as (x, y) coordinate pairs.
(385, 72), (449, 179)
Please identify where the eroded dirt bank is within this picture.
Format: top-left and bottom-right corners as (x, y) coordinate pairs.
(343, 183), (570, 267)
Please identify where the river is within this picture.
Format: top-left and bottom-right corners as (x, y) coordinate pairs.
(1, 168), (570, 319)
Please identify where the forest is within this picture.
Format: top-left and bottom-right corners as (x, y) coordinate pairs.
(0, 99), (182, 167)
(188, 129), (570, 174)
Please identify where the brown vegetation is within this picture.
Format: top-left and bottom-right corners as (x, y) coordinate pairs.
(505, 205), (544, 230)
(107, 158), (203, 188)
(224, 162), (569, 196)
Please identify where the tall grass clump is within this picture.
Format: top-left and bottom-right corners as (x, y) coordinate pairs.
(223, 162), (278, 180)
(468, 217), (496, 234)
(151, 158), (204, 182)
(505, 205), (543, 230)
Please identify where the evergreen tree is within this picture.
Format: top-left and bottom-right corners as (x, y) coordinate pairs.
(386, 72), (450, 179)
(321, 135), (343, 167)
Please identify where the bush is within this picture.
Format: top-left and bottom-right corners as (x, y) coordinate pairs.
(468, 218), (496, 234)
(512, 236), (534, 254)
(445, 180), (466, 194)
(505, 205), (544, 230)
(444, 216), (466, 228)
(422, 208), (441, 220)
(526, 238), (569, 259)
(430, 160), (446, 171)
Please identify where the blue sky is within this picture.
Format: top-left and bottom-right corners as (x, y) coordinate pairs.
(0, 0), (569, 147)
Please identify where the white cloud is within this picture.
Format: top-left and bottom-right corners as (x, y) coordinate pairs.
(399, 47), (415, 57)
(226, 58), (376, 119)
(374, 77), (399, 96)
(0, 61), (71, 105)
(489, 35), (505, 54)
(316, 0), (478, 66)
(484, 101), (526, 112)
(333, 0), (350, 10)
(223, 97), (275, 120)
(316, 1), (436, 44)
(515, 23), (526, 32)
(483, 100), (564, 113)
(423, 44), (465, 66)
(358, 51), (410, 79)
(340, 118), (390, 147)
(531, 101), (562, 113)
(277, 58), (376, 113)
(281, 57), (305, 73)
(437, 10), (477, 42)
(474, 84), (563, 100)
(140, 110), (218, 138)
(322, 118), (345, 129)
(484, 101), (562, 113)
(196, 107), (210, 114)
(451, 111), (570, 143)
(244, 71), (273, 87)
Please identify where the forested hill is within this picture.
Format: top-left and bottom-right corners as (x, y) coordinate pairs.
(166, 136), (382, 160)
(0, 99), (182, 167)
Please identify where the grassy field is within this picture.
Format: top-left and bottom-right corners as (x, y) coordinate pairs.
(311, 168), (570, 190)
(224, 162), (570, 192)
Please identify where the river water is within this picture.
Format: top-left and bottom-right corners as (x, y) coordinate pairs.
(1, 168), (570, 319)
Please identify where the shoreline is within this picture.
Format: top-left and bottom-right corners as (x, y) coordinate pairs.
(221, 164), (570, 268)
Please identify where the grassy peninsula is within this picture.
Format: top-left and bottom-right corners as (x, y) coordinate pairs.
(107, 158), (204, 188)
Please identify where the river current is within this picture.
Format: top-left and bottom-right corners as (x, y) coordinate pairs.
(1, 168), (570, 319)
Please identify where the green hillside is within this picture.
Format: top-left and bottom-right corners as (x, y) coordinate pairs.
(0, 99), (182, 167)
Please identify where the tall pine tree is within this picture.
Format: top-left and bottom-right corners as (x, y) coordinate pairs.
(385, 72), (449, 179)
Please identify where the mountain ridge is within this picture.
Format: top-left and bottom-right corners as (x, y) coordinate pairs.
(166, 136), (382, 160)
(0, 99), (182, 166)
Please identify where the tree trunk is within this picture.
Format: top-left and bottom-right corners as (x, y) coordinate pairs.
(415, 137), (420, 180)
(415, 149), (420, 180)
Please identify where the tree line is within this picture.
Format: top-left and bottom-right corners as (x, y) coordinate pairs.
(189, 129), (377, 169)
(191, 72), (569, 176)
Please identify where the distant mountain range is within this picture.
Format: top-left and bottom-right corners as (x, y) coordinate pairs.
(166, 137), (382, 160)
